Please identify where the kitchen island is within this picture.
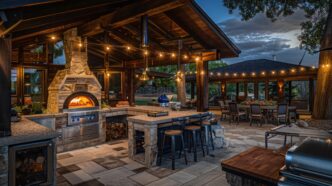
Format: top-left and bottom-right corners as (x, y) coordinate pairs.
(127, 110), (203, 168)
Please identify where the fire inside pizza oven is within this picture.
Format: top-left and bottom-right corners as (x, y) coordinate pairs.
(63, 92), (99, 111)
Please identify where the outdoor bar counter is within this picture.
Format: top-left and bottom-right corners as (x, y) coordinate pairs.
(127, 110), (203, 167)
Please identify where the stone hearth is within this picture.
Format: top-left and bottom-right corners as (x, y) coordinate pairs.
(47, 28), (101, 114)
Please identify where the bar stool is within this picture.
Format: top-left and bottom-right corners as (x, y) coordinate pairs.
(158, 118), (187, 170)
(186, 114), (206, 162)
(201, 116), (215, 155)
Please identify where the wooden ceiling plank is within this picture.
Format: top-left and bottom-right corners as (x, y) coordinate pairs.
(78, 0), (189, 36)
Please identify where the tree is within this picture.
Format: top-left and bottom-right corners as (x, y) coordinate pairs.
(224, 0), (332, 119)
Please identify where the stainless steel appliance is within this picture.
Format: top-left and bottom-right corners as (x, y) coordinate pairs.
(279, 138), (332, 186)
(63, 111), (100, 144)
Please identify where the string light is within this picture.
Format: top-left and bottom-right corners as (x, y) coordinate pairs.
(51, 36), (56, 40)
(183, 55), (188, 59)
(261, 71), (265, 75)
(126, 46), (131, 50)
(210, 72), (214, 75)
(280, 70), (285, 74)
(171, 53), (176, 58)
(233, 73), (237, 77)
(195, 57), (200, 62)
(242, 73), (246, 77)
(311, 65), (316, 69)
(252, 72), (256, 76)
(300, 67), (305, 71)
(291, 69), (296, 73)
(225, 73), (229, 76)
(217, 72), (221, 76)
(78, 43), (83, 47)
(107, 73), (110, 77)
(159, 52), (163, 58)
(200, 70), (205, 75)
(106, 46), (110, 51)
(144, 50), (149, 56)
(271, 71), (276, 75)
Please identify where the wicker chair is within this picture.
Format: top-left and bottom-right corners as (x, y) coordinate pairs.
(218, 101), (229, 120)
(228, 102), (246, 125)
(274, 104), (288, 125)
(249, 104), (264, 126)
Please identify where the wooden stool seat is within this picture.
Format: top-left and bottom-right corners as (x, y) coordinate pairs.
(184, 125), (201, 131)
(165, 130), (182, 136)
(201, 120), (211, 125)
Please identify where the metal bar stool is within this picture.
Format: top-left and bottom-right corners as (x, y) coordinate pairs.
(158, 117), (187, 170)
(201, 112), (216, 155)
(186, 114), (206, 162)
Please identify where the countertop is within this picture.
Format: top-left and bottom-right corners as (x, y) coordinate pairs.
(0, 118), (58, 146)
(127, 110), (202, 124)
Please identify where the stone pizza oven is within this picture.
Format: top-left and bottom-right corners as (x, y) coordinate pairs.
(47, 28), (102, 113)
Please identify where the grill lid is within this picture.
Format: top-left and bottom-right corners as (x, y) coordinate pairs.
(285, 138), (332, 178)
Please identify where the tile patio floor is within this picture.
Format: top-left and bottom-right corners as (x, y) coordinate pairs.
(56, 121), (295, 186)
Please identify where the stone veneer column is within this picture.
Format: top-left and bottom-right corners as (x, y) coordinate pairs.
(144, 125), (158, 167)
(0, 146), (8, 186)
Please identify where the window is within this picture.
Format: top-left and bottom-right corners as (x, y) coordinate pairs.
(247, 82), (254, 99)
(109, 72), (122, 100)
(226, 83), (236, 100)
(268, 81), (278, 100)
(258, 82), (265, 100)
(25, 45), (45, 64)
(24, 68), (44, 104)
(53, 41), (65, 65)
(11, 68), (17, 95)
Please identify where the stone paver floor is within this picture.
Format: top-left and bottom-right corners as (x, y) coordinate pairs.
(57, 121), (296, 186)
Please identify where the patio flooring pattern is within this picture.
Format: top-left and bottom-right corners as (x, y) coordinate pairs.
(56, 122), (294, 186)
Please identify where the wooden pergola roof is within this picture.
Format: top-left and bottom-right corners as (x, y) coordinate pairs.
(1, 0), (240, 68)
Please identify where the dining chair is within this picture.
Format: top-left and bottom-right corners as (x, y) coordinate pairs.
(218, 100), (230, 120)
(249, 104), (264, 126)
(228, 102), (246, 125)
(275, 104), (288, 125)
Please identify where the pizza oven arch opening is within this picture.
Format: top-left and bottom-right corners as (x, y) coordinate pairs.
(63, 92), (99, 111)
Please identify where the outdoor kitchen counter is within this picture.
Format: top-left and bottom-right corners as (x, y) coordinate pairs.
(0, 118), (58, 146)
(127, 110), (203, 167)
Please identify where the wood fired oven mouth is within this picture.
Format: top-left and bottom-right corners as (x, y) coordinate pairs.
(63, 92), (99, 111)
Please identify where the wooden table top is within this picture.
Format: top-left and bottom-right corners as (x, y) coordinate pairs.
(221, 147), (285, 184)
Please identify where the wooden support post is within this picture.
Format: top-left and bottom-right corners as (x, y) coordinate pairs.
(309, 78), (314, 112)
(104, 53), (110, 103)
(126, 68), (135, 106)
(196, 59), (208, 112)
(265, 80), (269, 100)
(17, 47), (24, 105)
(190, 81), (195, 100)
(288, 81), (292, 105)
(244, 82), (248, 100)
(254, 81), (258, 100)
(236, 82), (239, 102)
(0, 37), (12, 137)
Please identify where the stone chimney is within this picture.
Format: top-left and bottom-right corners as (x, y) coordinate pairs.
(47, 28), (101, 113)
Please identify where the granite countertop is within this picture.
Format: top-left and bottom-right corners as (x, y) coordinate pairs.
(0, 118), (58, 146)
(127, 110), (202, 125)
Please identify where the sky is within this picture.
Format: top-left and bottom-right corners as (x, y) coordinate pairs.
(195, 0), (319, 67)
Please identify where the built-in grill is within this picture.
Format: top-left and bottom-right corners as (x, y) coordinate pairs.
(63, 111), (100, 144)
(279, 138), (332, 186)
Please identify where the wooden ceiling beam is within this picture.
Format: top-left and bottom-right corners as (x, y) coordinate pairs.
(0, 0), (62, 10)
(78, 0), (189, 36)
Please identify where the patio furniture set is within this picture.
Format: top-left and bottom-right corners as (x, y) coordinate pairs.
(218, 100), (297, 126)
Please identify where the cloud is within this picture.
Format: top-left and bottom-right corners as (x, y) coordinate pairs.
(218, 9), (319, 66)
(219, 10), (305, 37)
